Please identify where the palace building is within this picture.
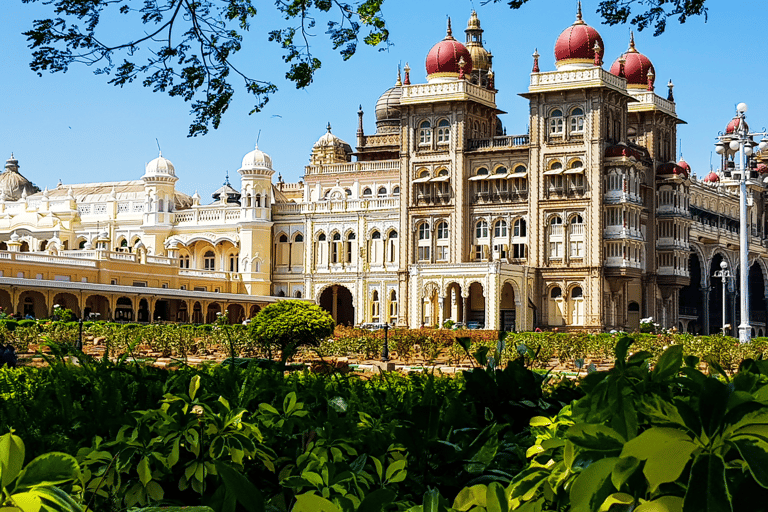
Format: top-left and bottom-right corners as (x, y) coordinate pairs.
(1, 8), (768, 335)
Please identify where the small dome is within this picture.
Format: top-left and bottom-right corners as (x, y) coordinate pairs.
(726, 116), (747, 135)
(144, 152), (176, 179)
(425, 19), (473, 80)
(314, 123), (352, 151)
(757, 163), (768, 174)
(677, 158), (691, 173)
(656, 162), (688, 179)
(703, 171), (720, 183)
(0, 154), (36, 201)
(554, 4), (604, 70)
(610, 33), (654, 88)
(465, 11), (491, 71)
(375, 86), (402, 122)
(240, 142), (273, 172)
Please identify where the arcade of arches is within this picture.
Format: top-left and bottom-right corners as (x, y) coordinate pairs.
(0, 281), (275, 325)
(678, 251), (768, 337)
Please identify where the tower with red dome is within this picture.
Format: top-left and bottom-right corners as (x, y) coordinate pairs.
(554, 2), (604, 70)
(425, 19), (473, 83)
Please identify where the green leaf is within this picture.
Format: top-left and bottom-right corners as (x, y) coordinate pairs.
(567, 424), (626, 451)
(284, 392), (298, 414)
(620, 427), (697, 493)
(683, 453), (730, 512)
(529, 417), (553, 427)
(615, 337), (633, 365)
(214, 460), (265, 512)
(137, 456), (152, 486)
(357, 488), (396, 512)
(145, 480), (164, 501)
(385, 459), (407, 483)
(189, 375), (201, 400)
(293, 493), (341, 512)
(485, 482), (508, 512)
(570, 457), (618, 512)
(635, 496), (683, 512)
(5, 491), (41, 512)
(14, 452), (80, 490)
(731, 438), (768, 488)
(653, 345), (684, 381)
(0, 432), (25, 488)
(421, 488), (449, 512)
(599, 493), (634, 512)
(453, 484), (487, 511)
(611, 456), (640, 491)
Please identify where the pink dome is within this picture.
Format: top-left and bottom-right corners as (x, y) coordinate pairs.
(425, 19), (473, 78)
(554, 5), (604, 67)
(703, 171), (720, 183)
(609, 33), (654, 88)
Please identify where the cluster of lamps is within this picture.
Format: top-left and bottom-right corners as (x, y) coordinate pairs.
(712, 103), (767, 343)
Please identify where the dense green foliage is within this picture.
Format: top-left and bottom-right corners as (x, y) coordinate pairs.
(248, 300), (335, 367)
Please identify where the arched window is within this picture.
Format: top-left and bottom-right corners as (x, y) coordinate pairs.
(204, 251), (215, 270)
(549, 109), (564, 135)
(570, 107), (585, 134)
(331, 233), (342, 264)
(476, 167), (489, 176)
(387, 230), (398, 263)
(419, 120), (432, 145)
(549, 216), (563, 258)
(371, 290), (380, 322)
(346, 232), (355, 263)
(179, 254), (190, 269)
(437, 119), (450, 144)
(318, 233), (326, 241)
(475, 220), (489, 239)
(513, 164), (526, 174)
(389, 290), (398, 323)
(551, 287), (562, 298)
(495, 166), (507, 175)
(294, 233), (304, 242)
(371, 230), (381, 240)
(436, 222), (448, 239)
(494, 220), (507, 237)
(279, 234), (288, 243)
(378, 186), (387, 197)
(294, 290), (302, 298)
(571, 286), (583, 298)
(393, 186), (400, 195)
(417, 223), (430, 262)
(362, 187), (372, 197)
(345, 188), (352, 196)
(229, 253), (239, 272)
(513, 218), (527, 238)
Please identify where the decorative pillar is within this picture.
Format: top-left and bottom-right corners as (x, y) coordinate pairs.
(438, 296), (445, 326)
(462, 295), (469, 324)
(701, 287), (710, 335)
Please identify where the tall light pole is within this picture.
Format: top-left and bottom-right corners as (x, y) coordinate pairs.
(713, 260), (731, 335)
(714, 103), (768, 343)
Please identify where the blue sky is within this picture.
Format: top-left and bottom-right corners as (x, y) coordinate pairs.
(0, 0), (765, 198)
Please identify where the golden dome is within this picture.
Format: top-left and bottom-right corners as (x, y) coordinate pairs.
(468, 45), (491, 71)
(465, 11), (491, 71)
(467, 10), (481, 30)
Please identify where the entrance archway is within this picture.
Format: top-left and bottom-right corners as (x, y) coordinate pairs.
(18, 290), (47, 319)
(192, 302), (203, 324)
(468, 282), (485, 327)
(52, 292), (80, 319)
(153, 300), (170, 322)
(708, 254), (728, 335)
(627, 302), (640, 331)
(137, 299), (150, 323)
(547, 286), (565, 326)
(499, 282), (516, 331)
(84, 294), (109, 320)
(115, 297), (134, 322)
(227, 304), (245, 324)
(206, 303), (222, 324)
(679, 252), (703, 333)
(443, 283), (463, 324)
(248, 305), (261, 319)
(318, 285), (354, 326)
(0, 290), (12, 316)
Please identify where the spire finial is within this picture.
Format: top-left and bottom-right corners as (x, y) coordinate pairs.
(618, 55), (626, 78)
(396, 65), (402, 87)
(224, 170), (230, 186)
(593, 41), (602, 66)
(447, 17), (453, 38)
(577, 1), (583, 21)
(646, 67), (655, 91)
(667, 79), (675, 102)
(532, 48), (540, 73)
(404, 62), (411, 85)
(326, 122), (332, 133)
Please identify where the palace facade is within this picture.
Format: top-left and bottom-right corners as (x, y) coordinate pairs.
(2, 9), (768, 335)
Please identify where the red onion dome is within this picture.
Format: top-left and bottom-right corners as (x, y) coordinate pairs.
(609, 32), (655, 88)
(425, 18), (473, 80)
(757, 163), (768, 174)
(554, 3), (604, 69)
(725, 116), (748, 134)
(656, 162), (689, 179)
(703, 171), (720, 183)
(677, 158), (691, 173)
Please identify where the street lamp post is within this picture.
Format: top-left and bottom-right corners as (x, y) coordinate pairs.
(713, 261), (731, 335)
(381, 323), (390, 362)
(714, 103), (768, 343)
